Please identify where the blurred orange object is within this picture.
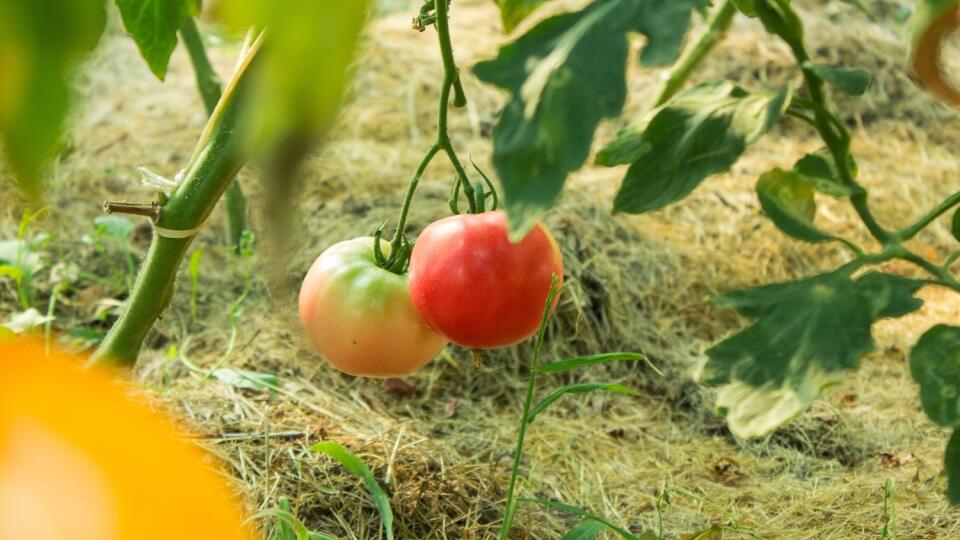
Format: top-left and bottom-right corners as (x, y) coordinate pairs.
(0, 339), (251, 540)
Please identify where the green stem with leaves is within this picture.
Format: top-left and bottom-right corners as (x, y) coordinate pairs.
(387, 0), (475, 265)
(88, 35), (263, 368)
(498, 279), (561, 540)
(654, 0), (737, 107)
(180, 17), (248, 253)
(766, 1), (960, 291)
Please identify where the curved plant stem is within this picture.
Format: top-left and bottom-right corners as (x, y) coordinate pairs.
(498, 278), (561, 540)
(181, 17), (248, 253)
(897, 189), (960, 242)
(88, 35), (264, 368)
(388, 0), (475, 259)
(654, 0), (737, 107)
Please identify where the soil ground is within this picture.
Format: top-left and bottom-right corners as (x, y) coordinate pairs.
(3, 1), (960, 538)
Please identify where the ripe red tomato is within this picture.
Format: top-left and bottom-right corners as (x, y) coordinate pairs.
(407, 211), (563, 349)
(299, 237), (448, 377)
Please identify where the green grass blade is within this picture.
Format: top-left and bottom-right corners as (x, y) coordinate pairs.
(527, 383), (640, 423)
(519, 498), (649, 540)
(536, 352), (660, 376)
(561, 519), (605, 540)
(311, 441), (394, 540)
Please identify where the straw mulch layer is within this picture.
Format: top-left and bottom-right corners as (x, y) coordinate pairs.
(2, 0), (960, 537)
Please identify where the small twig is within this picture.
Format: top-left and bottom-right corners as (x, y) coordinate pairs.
(199, 431), (308, 441)
(102, 201), (160, 222)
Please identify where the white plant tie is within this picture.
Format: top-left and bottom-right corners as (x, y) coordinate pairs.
(152, 219), (209, 239)
(138, 166), (178, 191)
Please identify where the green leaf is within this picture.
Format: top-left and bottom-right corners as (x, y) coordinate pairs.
(756, 168), (834, 243)
(527, 383), (639, 422)
(802, 61), (871, 96)
(0, 265), (24, 282)
(3, 308), (55, 334)
(910, 325), (960, 427)
(0, 0), (106, 197)
(519, 498), (650, 540)
(114, 0), (198, 80)
(731, 0), (757, 16)
(94, 215), (135, 242)
(952, 208), (960, 244)
(561, 519), (605, 540)
(212, 368), (278, 392)
(536, 352), (652, 373)
(701, 268), (924, 438)
(594, 129), (651, 167)
(273, 497), (298, 540)
(0, 240), (41, 275)
(947, 429), (960, 504)
(474, 0), (704, 237)
(856, 272), (925, 320)
(792, 149), (858, 197)
(311, 442), (393, 540)
(219, 0), (369, 156)
(608, 81), (791, 214)
(496, 0), (548, 32)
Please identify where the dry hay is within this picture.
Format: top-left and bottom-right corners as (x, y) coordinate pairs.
(3, 0), (960, 538)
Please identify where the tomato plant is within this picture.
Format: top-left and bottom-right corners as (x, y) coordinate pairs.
(478, 0), (960, 505)
(408, 211), (563, 349)
(0, 339), (250, 539)
(298, 237), (447, 377)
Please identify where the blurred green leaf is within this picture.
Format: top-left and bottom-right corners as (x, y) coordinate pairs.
(114, 0), (198, 80)
(0, 265), (23, 282)
(606, 81), (791, 214)
(94, 215), (135, 242)
(0, 240), (41, 274)
(756, 168), (834, 243)
(527, 383), (639, 422)
(731, 0), (757, 16)
(802, 61), (870, 96)
(519, 498), (650, 539)
(952, 208), (960, 244)
(536, 352), (654, 374)
(947, 429), (960, 504)
(701, 269), (924, 438)
(496, 0), (548, 32)
(792, 149), (858, 197)
(0, 0), (105, 197)
(311, 441), (393, 540)
(3, 308), (54, 334)
(474, 0), (705, 237)
(561, 519), (605, 540)
(219, 0), (369, 155)
(212, 367), (278, 391)
(910, 325), (960, 427)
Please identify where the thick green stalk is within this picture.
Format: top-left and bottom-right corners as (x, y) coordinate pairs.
(180, 17), (248, 253)
(654, 0), (736, 107)
(88, 36), (263, 368)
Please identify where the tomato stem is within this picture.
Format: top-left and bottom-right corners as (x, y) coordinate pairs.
(654, 0), (737, 107)
(87, 35), (263, 368)
(386, 0), (477, 270)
